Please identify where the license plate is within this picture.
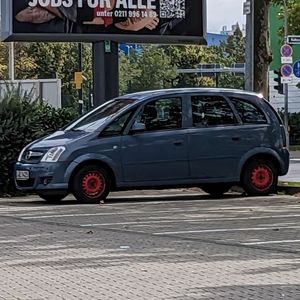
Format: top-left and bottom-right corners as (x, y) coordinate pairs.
(16, 170), (30, 180)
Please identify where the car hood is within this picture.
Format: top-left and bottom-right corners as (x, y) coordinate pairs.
(29, 130), (92, 149)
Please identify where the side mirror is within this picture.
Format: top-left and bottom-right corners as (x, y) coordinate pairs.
(130, 122), (146, 133)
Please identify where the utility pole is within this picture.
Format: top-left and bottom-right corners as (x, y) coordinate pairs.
(244, 0), (254, 91)
(8, 43), (15, 80)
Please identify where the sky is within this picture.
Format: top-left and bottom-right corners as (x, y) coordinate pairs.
(207, 0), (246, 33)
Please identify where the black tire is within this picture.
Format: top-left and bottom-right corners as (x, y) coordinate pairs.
(72, 165), (111, 204)
(241, 159), (278, 196)
(201, 183), (231, 197)
(37, 193), (67, 203)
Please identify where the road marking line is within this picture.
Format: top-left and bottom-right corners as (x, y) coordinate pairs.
(80, 215), (300, 227)
(154, 226), (300, 235)
(21, 211), (300, 221)
(242, 239), (300, 245)
(20, 209), (201, 219)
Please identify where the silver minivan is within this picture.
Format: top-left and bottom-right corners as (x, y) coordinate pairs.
(15, 88), (289, 203)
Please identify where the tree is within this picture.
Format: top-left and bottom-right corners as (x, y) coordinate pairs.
(252, 0), (300, 97)
(219, 26), (246, 89)
(0, 43), (8, 79)
(272, 0), (300, 35)
(13, 42), (93, 108)
(253, 0), (272, 97)
(119, 51), (141, 95)
(162, 45), (216, 88)
(130, 46), (177, 91)
(223, 25), (245, 63)
(0, 42), (36, 80)
(160, 29), (245, 90)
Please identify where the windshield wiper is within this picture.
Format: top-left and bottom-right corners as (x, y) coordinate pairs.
(68, 128), (85, 132)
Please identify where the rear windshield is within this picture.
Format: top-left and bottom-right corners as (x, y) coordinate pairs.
(65, 99), (136, 132)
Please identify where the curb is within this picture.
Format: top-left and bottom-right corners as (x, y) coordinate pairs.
(278, 181), (300, 195)
(278, 181), (300, 187)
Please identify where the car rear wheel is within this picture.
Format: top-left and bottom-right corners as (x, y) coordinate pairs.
(37, 192), (67, 203)
(72, 165), (111, 204)
(241, 159), (278, 196)
(201, 183), (232, 197)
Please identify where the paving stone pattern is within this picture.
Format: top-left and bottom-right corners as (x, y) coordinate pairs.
(0, 196), (300, 299)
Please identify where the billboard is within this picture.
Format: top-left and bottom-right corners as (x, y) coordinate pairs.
(1, 0), (207, 44)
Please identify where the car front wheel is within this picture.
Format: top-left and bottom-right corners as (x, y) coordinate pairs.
(72, 165), (111, 204)
(242, 159), (278, 196)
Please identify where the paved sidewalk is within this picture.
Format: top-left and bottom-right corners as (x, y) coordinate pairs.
(1, 194), (300, 299)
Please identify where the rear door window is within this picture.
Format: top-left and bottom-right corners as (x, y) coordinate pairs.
(191, 95), (236, 127)
(135, 97), (182, 131)
(230, 98), (267, 124)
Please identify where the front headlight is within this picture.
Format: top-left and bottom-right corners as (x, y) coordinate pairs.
(41, 146), (66, 163)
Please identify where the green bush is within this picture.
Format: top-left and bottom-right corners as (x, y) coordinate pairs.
(0, 85), (77, 196)
(278, 110), (300, 146)
(288, 113), (300, 146)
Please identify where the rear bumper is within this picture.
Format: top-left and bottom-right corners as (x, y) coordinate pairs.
(279, 148), (290, 176)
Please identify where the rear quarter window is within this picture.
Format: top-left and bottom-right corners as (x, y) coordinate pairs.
(263, 100), (284, 125)
(230, 97), (267, 124)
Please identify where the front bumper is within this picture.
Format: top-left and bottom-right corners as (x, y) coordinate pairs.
(14, 161), (69, 192)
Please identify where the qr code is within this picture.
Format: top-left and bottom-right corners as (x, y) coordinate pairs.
(160, 0), (186, 19)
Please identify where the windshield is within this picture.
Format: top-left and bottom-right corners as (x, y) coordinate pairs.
(65, 99), (136, 132)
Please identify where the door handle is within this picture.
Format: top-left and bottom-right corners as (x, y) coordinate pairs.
(232, 137), (240, 141)
(173, 140), (183, 146)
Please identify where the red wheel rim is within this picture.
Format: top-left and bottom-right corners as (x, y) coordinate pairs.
(250, 165), (273, 191)
(81, 171), (105, 198)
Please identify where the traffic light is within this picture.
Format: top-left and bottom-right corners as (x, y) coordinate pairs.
(273, 68), (284, 95)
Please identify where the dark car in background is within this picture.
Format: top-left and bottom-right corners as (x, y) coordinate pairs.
(14, 88), (289, 203)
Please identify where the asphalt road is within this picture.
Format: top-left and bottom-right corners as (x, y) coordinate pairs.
(1, 193), (300, 299)
(280, 157), (300, 183)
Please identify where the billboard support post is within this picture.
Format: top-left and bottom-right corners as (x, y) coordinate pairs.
(92, 41), (119, 107)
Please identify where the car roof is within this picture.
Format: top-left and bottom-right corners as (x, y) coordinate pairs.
(117, 88), (263, 101)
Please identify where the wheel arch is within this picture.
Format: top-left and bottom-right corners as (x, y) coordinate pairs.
(68, 159), (117, 191)
(240, 153), (280, 181)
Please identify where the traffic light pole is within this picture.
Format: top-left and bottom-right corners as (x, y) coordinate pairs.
(78, 43), (83, 115)
(283, 0), (289, 148)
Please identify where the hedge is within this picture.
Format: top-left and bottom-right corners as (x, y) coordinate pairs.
(0, 85), (77, 196)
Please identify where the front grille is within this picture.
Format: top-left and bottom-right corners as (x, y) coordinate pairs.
(16, 179), (35, 188)
(22, 150), (44, 163)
